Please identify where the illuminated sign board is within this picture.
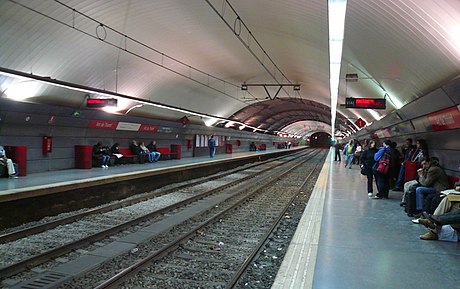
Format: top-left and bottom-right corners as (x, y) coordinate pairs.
(86, 98), (117, 108)
(345, 98), (386, 109)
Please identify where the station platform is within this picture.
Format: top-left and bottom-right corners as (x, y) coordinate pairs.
(273, 148), (460, 289)
(0, 147), (301, 203)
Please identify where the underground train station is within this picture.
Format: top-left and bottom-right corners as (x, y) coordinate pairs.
(0, 1), (459, 288)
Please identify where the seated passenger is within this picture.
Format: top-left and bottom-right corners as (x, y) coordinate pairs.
(147, 141), (161, 162)
(139, 141), (155, 163)
(0, 145), (18, 178)
(414, 157), (449, 213)
(249, 142), (257, 151)
(92, 142), (110, 168)
(129, 140), (139, 154)
(110, 143), (125, 165)
(418, 210), (460, 241)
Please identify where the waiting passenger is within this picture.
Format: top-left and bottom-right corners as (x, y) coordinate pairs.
(147, 141), (161, 162)
(342, 139), (355, 169)
(353, 140), (362, 165)
(110, 143), (125, 165)
(139, 141), (155, 163)
(389, 142), (402, 189)
(92, 142), (110, 168)
(208, 135), (216, 158)
(414, 157), (449, 213)
(372, 140), (393, 199)
(333, 141), (342, 162)
(393, 138), (416, 191)
(0, 145), (18, 178)
(411, 139), (429, 163)
(249, 142), (257, 152)
(418, 210), (460, 241)
(360, 140), (378, 197)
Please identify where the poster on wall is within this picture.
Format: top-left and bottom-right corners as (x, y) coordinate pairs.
(428, 105), (460, 131)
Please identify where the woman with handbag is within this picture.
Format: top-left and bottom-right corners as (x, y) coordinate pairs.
(360, 140), (378, 197)
(372, 140), (393, 199)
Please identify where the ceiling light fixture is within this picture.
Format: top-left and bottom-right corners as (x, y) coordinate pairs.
(328, 0), (348, 137)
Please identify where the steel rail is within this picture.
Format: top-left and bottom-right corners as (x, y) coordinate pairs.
(0, 150), (315, 279)
(0, 150), (305, 244)
(93, 150), (323, 289)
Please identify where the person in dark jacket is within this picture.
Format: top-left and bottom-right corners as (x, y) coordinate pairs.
(93, 142), (110, 168)
(110, 143), (125, 165)
(360, 140), (378, 197)
(393, 138), (416, 191)
(333, 141), (342, 161)
(389, 142), (402, 189)
(147, 140), (161, 162)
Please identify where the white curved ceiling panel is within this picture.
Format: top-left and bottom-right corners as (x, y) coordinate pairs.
(0, 0), (458, 137)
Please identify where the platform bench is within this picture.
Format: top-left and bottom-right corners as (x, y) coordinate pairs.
(118, 148), (139, 163)
(156, 147), (177, 160)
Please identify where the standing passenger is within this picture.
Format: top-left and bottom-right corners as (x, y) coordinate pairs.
(372, 140), (393, 199)
(360, 140), (378, 197)
(343, 139), (355, 169)
(208, 135), (216, 158)
(334, 141), (342, 161)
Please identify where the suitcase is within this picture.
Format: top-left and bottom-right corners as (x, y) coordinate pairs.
(405, 189), (419, 216)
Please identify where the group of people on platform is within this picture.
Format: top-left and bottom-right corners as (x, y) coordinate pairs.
(334, 138), (460, 242)
(92, 140), (161, 168)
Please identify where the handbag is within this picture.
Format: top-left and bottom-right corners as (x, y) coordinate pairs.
(375, 149), (391, 175)
(360, 164), (369, 176)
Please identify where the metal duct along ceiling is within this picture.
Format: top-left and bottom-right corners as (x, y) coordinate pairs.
(0, 0), (459, 137)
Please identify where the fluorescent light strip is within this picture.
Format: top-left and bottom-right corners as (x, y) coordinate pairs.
(328, 0), (347, 137)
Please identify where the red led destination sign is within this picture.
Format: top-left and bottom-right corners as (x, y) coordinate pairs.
(345, 98), (386, 109)
(86, 98), (118, 108)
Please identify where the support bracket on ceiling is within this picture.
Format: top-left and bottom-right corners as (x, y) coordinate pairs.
(241, 83), (301, 100)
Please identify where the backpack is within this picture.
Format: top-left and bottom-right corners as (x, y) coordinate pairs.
(374, 148), (391, 175)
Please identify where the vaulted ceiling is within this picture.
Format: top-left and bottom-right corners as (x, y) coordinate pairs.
(0, 0), (459, 137)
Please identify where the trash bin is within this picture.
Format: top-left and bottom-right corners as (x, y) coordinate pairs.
(75, 145), (93, 169)
(226, 144), (232, 154)
(170, 144), (182, 159)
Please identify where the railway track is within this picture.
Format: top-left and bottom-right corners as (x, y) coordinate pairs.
(0, 149), (323, 288)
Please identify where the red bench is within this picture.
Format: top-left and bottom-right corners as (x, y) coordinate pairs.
(156, 147), (178, 160)
(257, 144), (267, 151)
(449, 176), (460, 188)
(118, 148), (139, 163)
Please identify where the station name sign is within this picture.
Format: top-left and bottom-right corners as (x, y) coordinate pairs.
(345, 98), (386, 109)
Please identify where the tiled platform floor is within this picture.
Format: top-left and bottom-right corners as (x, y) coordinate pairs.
(273, 148), (460, 289)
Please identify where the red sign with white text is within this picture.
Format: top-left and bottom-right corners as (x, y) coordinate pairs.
(139, 124), (160, 132)
(355, 118), (366, 128)
(88, 119), (118, 130)
(428, 106), (460, 131)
